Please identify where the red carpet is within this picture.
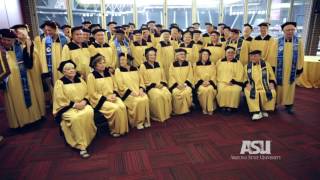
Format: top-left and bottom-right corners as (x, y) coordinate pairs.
(0, 87), (319, 179)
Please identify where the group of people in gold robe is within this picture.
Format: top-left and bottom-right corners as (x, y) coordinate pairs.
(0, 19), (304, 158)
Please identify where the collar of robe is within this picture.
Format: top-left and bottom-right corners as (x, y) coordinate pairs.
(207, 43), (222, 47)
(254, 34), (271, 41)
(67, 41), (88, 50)
(221, 57), (237, 63)
(173, 60), (189, 67)
(60, 74), (81, 84)
(144, 61), (160, 69)
(285, 38), (293, 42)
(133, 39), (147, 46)
(196, 60), (212, 66)
(119, 65), (138, 72)
(202, 33), (210, 37)
(92, 41), (110, 48)
(241, 36), (253, 41)
(160, 41), (171, 47)
(92, 69), (111, 79)
(194, 41), (203, 45)
(179, 41), (194, 48)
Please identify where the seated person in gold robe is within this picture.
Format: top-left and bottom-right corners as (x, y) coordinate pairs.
(216, 46), (244, 114)
(139, 47), (172, 122)
(194, 49), (217, 115)
(169, 48), (194, 115)
(244, 50), (276, 121)
(53, 60), (97, 158)
(87, 53), (129, 137)
(114, 53), (150, 130)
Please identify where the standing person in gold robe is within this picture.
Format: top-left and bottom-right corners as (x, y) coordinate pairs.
(139, 47), (172, 122)
(169, 48), (194, 115)
(114, 53), (150, 130)
(216, 46), (244, 114)
(274, 22), (304, 114)
(60, 24), (72, 40)
(202, 22), (215, 45)
(156, 29), (176, 80)
(251, 22), (277, 66)
(0, 28), (44, 128)
(193, 30), (204, 49)
(221, 26), (231, 42)
(87, 53), (129, 137)
(204, 31), (225, 64)
(130, 30), (148, 67)
(106, 21), (117, 43)
(244, 50), (276, 121)
(110, 28), (131, 66)
(141, 28), (154, 48)
(62, 26), (91, 79)
(240, 23), (253, 42)
(179, 31), (198, 64)
(225, 29), (250, 65)
(53, 60), (96, 158)
(194, 49), (217, 115)
(217, 23), (226, 40)
(88, 28), (116, 72)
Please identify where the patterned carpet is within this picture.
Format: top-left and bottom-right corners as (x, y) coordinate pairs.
(0, 87), (319, 180)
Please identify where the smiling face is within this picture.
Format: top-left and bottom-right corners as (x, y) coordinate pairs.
(94, 31), (105, 44)
(210, 33), (219, 43)
(119, 56), (128, 67)
(63, 63), (76, 79)
(226, 49), (235, 60)
(183, 33), (192, 44)
(201, 51), (210, 62)
(0, 37), (15, 49)
(243, 26), (252, 37)
(72, 30), (83, 44)
(283, 24), (296, 39)
(94, 58), (106, 72)
(146, 50), (156, 63)
(162, 32), (170, 41)
(259, 26), (268, 36)
(250, 53), (261, 64)
(44, 25), (56, 37)
(175, 52), (186, 61)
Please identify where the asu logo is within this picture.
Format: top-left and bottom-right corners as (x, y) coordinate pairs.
(240, 140), (271, 155)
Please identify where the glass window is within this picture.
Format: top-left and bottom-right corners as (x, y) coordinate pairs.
(167, 0), (192, 30)
(292, 0), (312, 36)
(72, 0), (101, 26)
(223, 0), (244, 29)
(247, 0), (268, 37)
(105, 0), (133, 25)
(36, 0), (68, 28)
(136, 0), (164, 28)
(269, 0), (290, 37)
(196, 0), (220, 30)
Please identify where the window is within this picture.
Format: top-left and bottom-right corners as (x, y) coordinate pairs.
(269, 0), (290, 37)
(137, 0), (164, 28)
(36, 0), (68, 28)
(292, 0), (312, 36)
(72, 0), (101, 26)
(196, 0), (220, 30)
(167, 0), (192, 30)
(224, 0), (244, 29)
(247, 0), (268, 37)
(105, 0), (133, 25)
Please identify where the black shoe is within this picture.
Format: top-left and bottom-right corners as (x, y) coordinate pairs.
(285, 105), (294, 115)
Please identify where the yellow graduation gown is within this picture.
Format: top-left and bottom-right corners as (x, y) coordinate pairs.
(169, 60), (194, 115)
(39, 37), (64, 83)
(87, 70), (129, 135)
(216, 58), (244, 108)
(114, 66), (150, 128)
(226, 39), (250, 65)
(251, 35), (277, 67)
(61, 42), (91, 78)
(130, 40), (148, 67)
(88, 42), (116, 69)
(53, 76), (96, 150)
(179, 42), (198, 65)
(3, 47), (45, 128)
(156, 41), (175, 81)
(109, 41), (130, 67)
(274, 39), (304, 106)
(139, 61), (172, 122)
(204, 43), (225, 64)
(193, 60), (217, 112)
(202, 33), (211, 45)
(244, 61), (276, 112)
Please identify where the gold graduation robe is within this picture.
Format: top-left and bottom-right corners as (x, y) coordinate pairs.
(3, 45), (45, 128)
(193, 60), (217, 112)
(156, 41), (176, 80)
(251, 35), (277, 67)
(130, 40), (148, 67)
(140, 61), (172, 122)
(204, 43), (225, 64)
(109, 41), (130, 67)
(87, 70), (129, 135)
(169, 60), (193, 115)
(114, 66), (150, 128)
(179, 42), (198, 65)
(61, 42), (91, 78)
(244, 61), (276, 112)
(274, 39), (304, 106)
(53, 76), (96, 150)
(88, 42), (116, 69)
(202, 32), (211, 45)
(216, 58), (244, 108)
(225, 39), (250, 65)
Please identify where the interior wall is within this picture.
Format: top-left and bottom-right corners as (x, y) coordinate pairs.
(0, 0), (23, 28)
